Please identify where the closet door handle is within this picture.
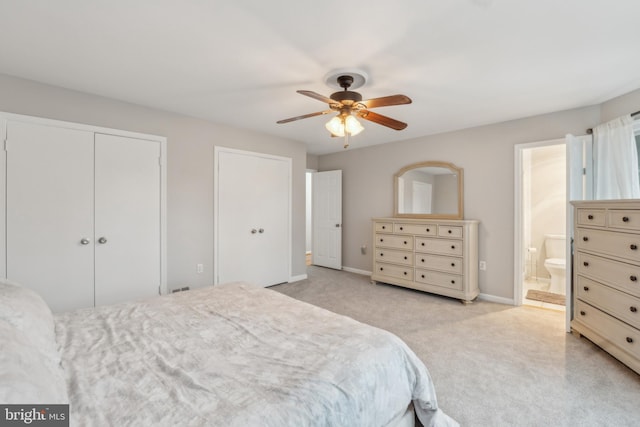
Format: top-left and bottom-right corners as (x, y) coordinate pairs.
(98, 237), (108, 244)
(251, 229), (257, 234)
(80, 238), (90, 245)
(259, 228), (265, 233)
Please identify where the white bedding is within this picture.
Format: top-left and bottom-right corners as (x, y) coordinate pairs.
(55, 282), (457, 427)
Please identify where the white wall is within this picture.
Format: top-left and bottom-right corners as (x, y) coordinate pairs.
(0, 74), (308, 289)
(318, 105), (604, 301)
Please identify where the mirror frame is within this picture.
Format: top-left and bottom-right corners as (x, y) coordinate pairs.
(393, 160), (464, 219)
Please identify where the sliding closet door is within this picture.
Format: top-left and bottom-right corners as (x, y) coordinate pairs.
(6, 121), (95, 312)
(94, 134), (161, 306)
(216, 148), (290, 287)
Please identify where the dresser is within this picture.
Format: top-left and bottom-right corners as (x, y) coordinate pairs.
(571, 200), (640, 374)
(371, 218), (479, 303)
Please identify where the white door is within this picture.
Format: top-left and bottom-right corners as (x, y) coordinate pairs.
(94, 134), (161, 306)
(6, 121), (95, 312)
(312, 170), (342, 269)
(215, 148), (290, 287)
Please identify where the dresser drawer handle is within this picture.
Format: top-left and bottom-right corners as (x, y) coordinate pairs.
(451, 262), (456, 267)
(403, 271), (408, 276)
(627, 337), (634, 344)
(404, 256), (408, 260)
(448, 229), (452, 234)
(451, 245), (456, 250)
(404, 241), (408, 245)
(421, 242), (425, 246)
(421, 258), (425, 263)
(380, 267), (384, 271)
(631, 244), (638, 250)
(583, 286), (589, 291)
(631, 306), (638, 313)
(426, 228), (430, 232)
(399, 226), (404, 230)
(580, 310), (586, 316)
(421, 274), (425, 279)
(380, 238), (384, 242)
(381, 225), (386, 230)
(583, 261), (589, 267)
(583, 236), (589, 242)
(588, 214), (594, 220)
(451, 280), (455, 284)
(631, 275), (638, 282)
(380, 253), (384, 257)
(623, 216), (630, 222)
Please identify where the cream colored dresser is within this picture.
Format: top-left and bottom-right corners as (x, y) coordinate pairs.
(371, 218), (479, 303)
(571, 200), (640, 374)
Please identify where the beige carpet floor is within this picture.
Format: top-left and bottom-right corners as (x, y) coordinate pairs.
(272, 266), (640, 427)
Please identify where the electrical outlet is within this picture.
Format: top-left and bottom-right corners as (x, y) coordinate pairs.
(197, 264), (203, 274)
(479, 261), (487, 271)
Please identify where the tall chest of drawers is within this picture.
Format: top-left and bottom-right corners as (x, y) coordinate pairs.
(371, 218), (479, 303)
(571, 200), (640, 374)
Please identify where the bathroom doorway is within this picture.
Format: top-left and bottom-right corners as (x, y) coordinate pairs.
(514, 139), (567, 315)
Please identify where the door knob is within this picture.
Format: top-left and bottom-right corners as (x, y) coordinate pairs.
(98, 237), (108, 244)
(80, 238), (90, 245)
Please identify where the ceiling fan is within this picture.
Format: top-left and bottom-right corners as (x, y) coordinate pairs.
(277, 74), (412, 148)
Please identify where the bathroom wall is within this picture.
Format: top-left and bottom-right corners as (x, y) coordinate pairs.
(528, 143), (566, 279)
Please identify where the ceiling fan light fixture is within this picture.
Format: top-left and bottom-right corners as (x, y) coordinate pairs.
(325, 114), (364, 137)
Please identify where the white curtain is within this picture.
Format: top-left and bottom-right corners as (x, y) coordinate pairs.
(593, 114), (640, 199)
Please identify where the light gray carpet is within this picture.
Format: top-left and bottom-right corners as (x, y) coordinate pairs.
(272, 266), (640, 427)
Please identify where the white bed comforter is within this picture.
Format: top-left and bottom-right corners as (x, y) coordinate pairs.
(55, 282), (457, 427)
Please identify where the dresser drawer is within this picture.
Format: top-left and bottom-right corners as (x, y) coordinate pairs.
(375, 234), (414, 250)
(393, 223), (437, 236)
(577, 276), (640, 329)
(575, 228), (640, 263)
(415, 237), (463, 256)
(415, 269), (463, 291)
(576, 208), (606, 227)
(608, 210), (640, 231)
(438, 225), (463, 238)
(574, 300), (640, 360)
(375, 248), (413, 266)
(375, 222), (393, 233)
(374, 262), (413, 281)
(415, 253), (463, 274)
(576, 252), (640, 297)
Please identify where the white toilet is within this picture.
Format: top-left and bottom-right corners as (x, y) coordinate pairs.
(543, 234), (566, 295)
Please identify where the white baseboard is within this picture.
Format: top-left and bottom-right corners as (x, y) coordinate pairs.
(289, 274), (308, 282)
(478, 293), (515, 305)
(342, 266), (372, 276)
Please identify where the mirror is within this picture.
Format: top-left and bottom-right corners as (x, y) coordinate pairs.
(394, 161), (463, 219)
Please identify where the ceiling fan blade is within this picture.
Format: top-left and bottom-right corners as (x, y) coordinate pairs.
(358, 110), (408, 130)
(297, 90), (337, 105)
(276, 110), (333, 124)
(359, 94), (412, 109)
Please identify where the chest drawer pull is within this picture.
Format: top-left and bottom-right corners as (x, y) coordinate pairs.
(631, 275), (638, 282)
(631, 306), (638, 313)
(426, 228), (430, 232)
(381, 225), (386, 230)
(403, 271), (408, 276)
(627, 337), (634, 343)
(580, 310), (586, 316)
(583, 286), (590, 291)
(380, 238), (384, 242)
(583, 236), (589, 242)
(451, 262), (456, 267)
(451, 280), (455, 284)
(631, 244), (638, 250)
(588, 214), (594, 220)
(583, 261), (589, 267)
(623, 216), (630, 222)
(404, 241), (408, 245)
(447, 229), (452, 234)
(404, 256), (408, 260)
(451, 245), (456, 249)
(399, 226), (404, 230)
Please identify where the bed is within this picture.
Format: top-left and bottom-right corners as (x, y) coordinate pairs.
(0, 279), (458, 427)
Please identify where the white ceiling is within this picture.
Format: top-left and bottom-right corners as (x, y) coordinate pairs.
(1, 0), (640, 155)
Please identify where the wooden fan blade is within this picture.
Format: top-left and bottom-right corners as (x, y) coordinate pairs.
(297, 90), (337, 105)
(277, 110), (333, 124)
(358, 110), (408, 130)
(359, 94), (412, 109)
